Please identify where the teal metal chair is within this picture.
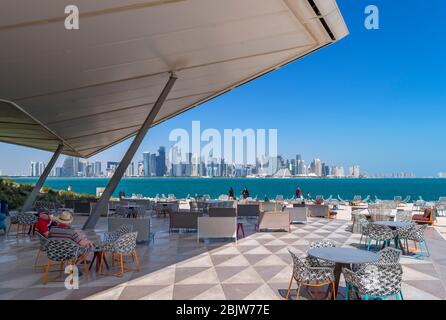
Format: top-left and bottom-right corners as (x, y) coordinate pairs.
(398, 224), (430, 259)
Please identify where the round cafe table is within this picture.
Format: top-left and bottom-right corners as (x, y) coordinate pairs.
(307, 247), (379, 298)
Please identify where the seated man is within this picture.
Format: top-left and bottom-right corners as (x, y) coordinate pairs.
(49, 211), (93, 251)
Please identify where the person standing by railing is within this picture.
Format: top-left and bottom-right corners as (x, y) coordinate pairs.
(296, 187), (303, 200)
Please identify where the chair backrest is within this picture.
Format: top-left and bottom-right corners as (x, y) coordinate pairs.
(34, 201), (57, 213)
(261, 201), (275, 212)
(237, 203), (260, 217)
(113, 232), (138, 254)
(409, 224), (428, 241)
(209, 207), (236, 217)
(116, 224), (133, 235)
(288, 249), (308, 281)
(189, 201), (199, 211)
(378, 247), (401, 264)
(275, 195), (284, 201)
(309, 240), (336, 249)
(17, 212), (37, 224)
(46, 238), (80, 262)
(368, 223), (394, 237)
(395, 211), (412, 222)
(357, 263), (403, 296)
(36, 231), (49, 251)
(115, 206), (130, 217)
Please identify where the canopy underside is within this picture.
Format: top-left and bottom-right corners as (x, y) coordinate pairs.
(0, 0), (348, 158)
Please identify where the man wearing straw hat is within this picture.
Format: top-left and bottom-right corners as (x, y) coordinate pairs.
(49, 211), (93, 250)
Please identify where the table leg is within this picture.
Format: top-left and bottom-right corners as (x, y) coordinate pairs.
(333, 263), (343, 296)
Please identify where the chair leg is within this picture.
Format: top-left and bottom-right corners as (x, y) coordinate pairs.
(296, 282), (302, 300)
(99, 252), (105, 273)
(67, 258), (73, 287)
(314, 282), (318, 300)
(414, 241), (418, 251)
(7, 221), (13, 234)
(16, 223), (20, 238)
(346, 284), (350, 301)
(399, 291), (404, 300)
(364, 294), (369, 300)
(43, 260), (51, 284)
(360, 234), (363, 245)
(367, 239), (372, 251)
(285, 274), (293, 300)
(34, 250), (41, 271)
(332, 282), (336, 300)
(83, 255), (88, 274)
(423, 241), (431, 257)
(132, 250), (140, 272)
(119, 254), (124, 277)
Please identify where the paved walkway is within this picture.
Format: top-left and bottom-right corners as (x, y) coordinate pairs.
(0, 215), (445, 300)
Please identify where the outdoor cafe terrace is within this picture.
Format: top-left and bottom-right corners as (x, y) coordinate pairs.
(1, 199), (446, 300)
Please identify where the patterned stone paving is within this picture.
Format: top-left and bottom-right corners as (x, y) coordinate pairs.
(1, 216), (445, 300)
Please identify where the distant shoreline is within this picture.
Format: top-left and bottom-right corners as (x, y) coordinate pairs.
(3, 176), (444, 180)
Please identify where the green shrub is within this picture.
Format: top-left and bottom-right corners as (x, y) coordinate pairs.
(0, 178), (96, 210)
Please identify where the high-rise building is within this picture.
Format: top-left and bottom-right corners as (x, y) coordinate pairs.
(137, 161), (144, 177)
(322, 163), (330, 177)
(156, 146), (166, 177)
(143, 152), (150, 177)
(149, 153), (157, 176)
(331, 166), (345, 177)
(311, 159), (322, 177)
(94, 161), (102, 177)
(267, 156), (279, 176)
(30, 162), (37, 176)
(31, 161), (46, 177)
(171, 145), (182, 177)
(55, 167), (63, 177)
(125, 162), (134, 177)
(297, 159), (306, 175)
(62, 156), (79, 177)
(353, 165), (360, 178)
(106, 161), (119, 177)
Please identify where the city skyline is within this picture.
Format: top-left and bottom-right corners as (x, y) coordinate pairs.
(1, 1), (446, 176)
(15, 147), (424, 179)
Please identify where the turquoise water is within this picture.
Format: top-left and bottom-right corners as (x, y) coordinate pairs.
(10, 177), (446, 201)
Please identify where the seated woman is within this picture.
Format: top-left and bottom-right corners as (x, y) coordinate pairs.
(49, 211), (93, 251)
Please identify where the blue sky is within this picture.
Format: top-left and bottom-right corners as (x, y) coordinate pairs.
(1, 0), (446, 176)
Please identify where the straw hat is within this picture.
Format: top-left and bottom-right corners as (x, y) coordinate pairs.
(52, 211), (73, 224)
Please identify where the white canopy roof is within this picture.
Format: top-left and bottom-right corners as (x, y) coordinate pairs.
(0, 0), (348, 157)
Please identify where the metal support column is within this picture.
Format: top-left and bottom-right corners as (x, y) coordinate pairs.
(83, 72), (177, 230)
(20, 143), (64, 213)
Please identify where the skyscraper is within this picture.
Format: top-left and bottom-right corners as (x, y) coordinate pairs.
(94, 161), (102, 177)
(149, 153), (157, 176)
(62, 156), (79, 177)
(143, 152), (150, 177)
(311, 159), (322, 177)
(156, 146), (166, 177)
